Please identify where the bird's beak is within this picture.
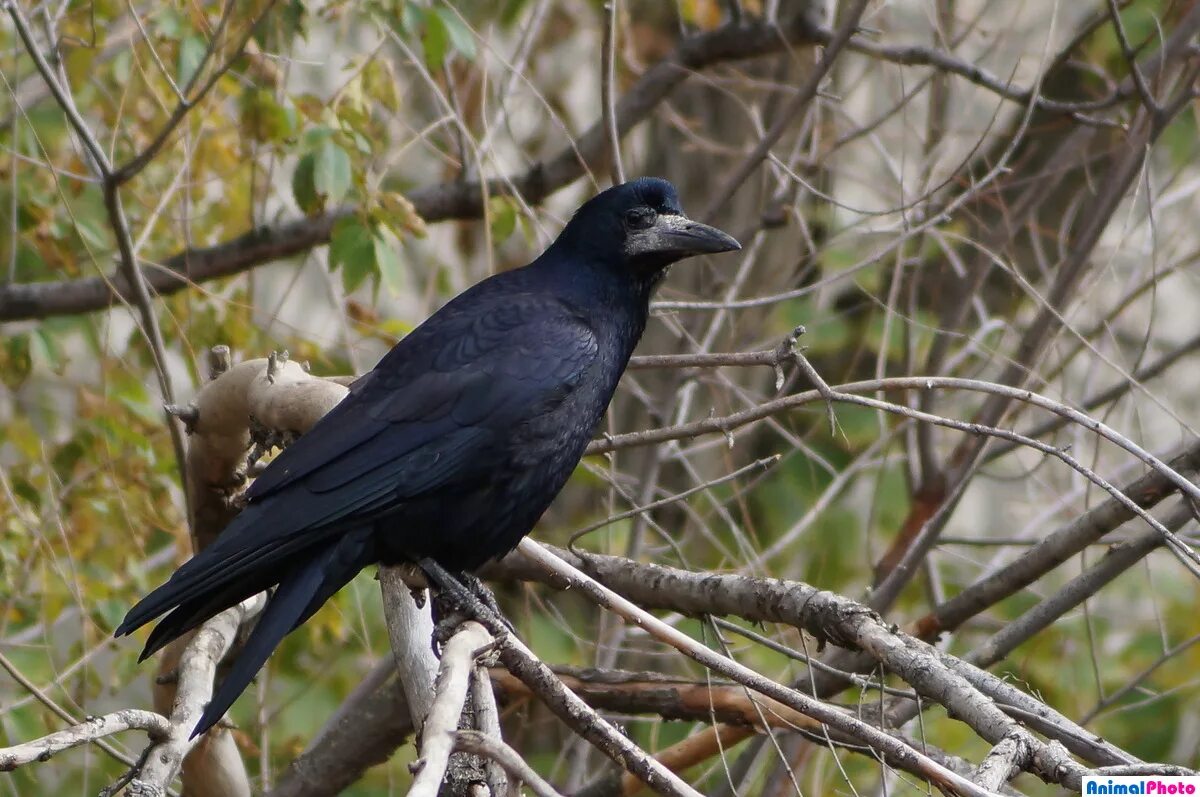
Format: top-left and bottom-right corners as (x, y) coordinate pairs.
(627, 214), (741, 260)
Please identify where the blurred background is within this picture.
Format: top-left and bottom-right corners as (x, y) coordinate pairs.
(3, 0), (1200, 794)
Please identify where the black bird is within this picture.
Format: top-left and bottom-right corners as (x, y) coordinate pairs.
(116, 177), (740, 737)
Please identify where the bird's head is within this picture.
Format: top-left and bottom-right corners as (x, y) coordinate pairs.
(556, 177), (741, 284)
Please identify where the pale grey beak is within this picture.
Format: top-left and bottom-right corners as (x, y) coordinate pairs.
(625, 214), (741, 260)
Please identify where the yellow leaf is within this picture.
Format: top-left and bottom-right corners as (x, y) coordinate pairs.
(379, 191), (427, 238)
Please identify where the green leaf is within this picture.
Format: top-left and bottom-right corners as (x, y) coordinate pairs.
(240, 89), (295, 142)
(31, 327), (64, 373)
(374, 232), (404, 294)
(422, 10), (449, 70)
(433, 8), (476, 61)
(488, 196), (517, 242)
(259, 0), (308, 49)
(399, 2), (424, 35)
(156, 7), (183, 38)
(1, 333), (31, 388)
(292, 153), (319, 214)
(301, 125), (335, 150)
(341, 252), (375, 294)
(329, 217), (377, 293)
(177, 35), (207, 88)
(329, 216), (374, 269)
(313, 140), (352, 205)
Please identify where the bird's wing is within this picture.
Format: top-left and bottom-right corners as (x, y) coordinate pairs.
(245, 292), (599, 506)
(116, 293), (599, 641)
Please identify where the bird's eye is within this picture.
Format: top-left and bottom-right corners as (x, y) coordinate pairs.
(624, 208), (656, 230)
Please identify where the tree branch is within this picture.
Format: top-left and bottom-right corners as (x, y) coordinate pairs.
(266, 659), (412, 797)
(495, 630), (704, 797)
(0, 710), (170, 772)
(0, 14), (822, 323)
(407, 622), (492, 797)
(454, 730), (565, 797)
(126, 593), (266, 797)
(516, 540), (1022, 796)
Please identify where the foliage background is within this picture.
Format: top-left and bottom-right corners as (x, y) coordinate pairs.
(3, 0), (1200, 794)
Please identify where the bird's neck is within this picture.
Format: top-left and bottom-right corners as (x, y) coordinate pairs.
(532, 248), (653, 352)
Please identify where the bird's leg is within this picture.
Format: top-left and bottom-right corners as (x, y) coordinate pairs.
(456, 570), (506, 620)
(418, 559), (513, 651)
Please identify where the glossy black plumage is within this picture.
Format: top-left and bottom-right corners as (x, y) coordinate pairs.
(115, 177), (740, 737)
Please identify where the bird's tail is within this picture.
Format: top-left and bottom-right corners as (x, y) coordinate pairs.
(189, 528), (374, 738)
(115, 515), (375, 739)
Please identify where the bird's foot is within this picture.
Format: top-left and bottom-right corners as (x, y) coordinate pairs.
(456, 570), (510, 626)
(430, 601), (474, 653)
(419, 559), (514, 653)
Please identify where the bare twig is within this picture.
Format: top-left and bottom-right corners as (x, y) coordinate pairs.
(112, 1), (278, 184)
(627, 348), (784, 371)
(494, 631), (704, 797)
(969, 502), (1192, 671)
(701, 0), (872, 221)
(454, 730), (566, 797)
(568, 455), (779, 548)
(0, 649), (144, 773)
(1083, 631), (1200, 723)
(918, 440), (1200, 640)
(0, 14), (824, 322)
(1105, 0), (1159, 114)
(2, 0), (192, 516)
(987, 331), (1200, 461)
(518, 540), (1017, 797)
(601, 1), (624, 185)
(0, 710), (170, 772)
(126, 593), (267, 795)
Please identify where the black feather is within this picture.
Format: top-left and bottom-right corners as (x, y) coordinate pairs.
(117, 177), (740, 732)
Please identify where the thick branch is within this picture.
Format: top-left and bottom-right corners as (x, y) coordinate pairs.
(137, 350), (348, 795)
(970, 732), (1034, 792)
(407, 622), (492, 797)
(492, 668), (822, 731)
(919, 440), (1200, 638)
(0, 212), (344, 321)
(378, 566), (439, 736)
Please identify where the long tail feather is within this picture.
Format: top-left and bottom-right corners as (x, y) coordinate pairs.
(137, 573), (276, 662)
(189, 528), (374, 738)
(117, 489), (390, 640)
(190, 558), (325, 738)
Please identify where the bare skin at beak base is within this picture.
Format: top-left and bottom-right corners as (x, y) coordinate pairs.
(626, 215), (741, 259)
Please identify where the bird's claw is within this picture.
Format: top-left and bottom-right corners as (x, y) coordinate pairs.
(420, 558), (515, 645)
(431, 605), (472, 655)
(457, 571), (515, 634)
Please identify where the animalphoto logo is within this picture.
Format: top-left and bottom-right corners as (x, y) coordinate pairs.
(1082, 776), (1200, 795)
